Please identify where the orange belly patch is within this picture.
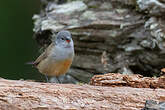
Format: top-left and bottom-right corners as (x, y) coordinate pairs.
(38, 58), (73, 76)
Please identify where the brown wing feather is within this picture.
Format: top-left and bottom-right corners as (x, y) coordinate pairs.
(34, 43), (54, 67)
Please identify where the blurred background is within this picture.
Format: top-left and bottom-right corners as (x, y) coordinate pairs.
(0, 0), (42, 81)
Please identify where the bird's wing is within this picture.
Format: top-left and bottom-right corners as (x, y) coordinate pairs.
(34, 43), (54, 67)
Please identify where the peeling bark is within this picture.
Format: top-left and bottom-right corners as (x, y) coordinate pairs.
(90, 73), (165, 88)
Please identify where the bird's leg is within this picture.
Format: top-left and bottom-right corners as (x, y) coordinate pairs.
(44, 75), (49, 83)
(56, 76), (61, 84)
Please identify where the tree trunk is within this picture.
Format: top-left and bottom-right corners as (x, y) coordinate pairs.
(33, 0), (165, 83)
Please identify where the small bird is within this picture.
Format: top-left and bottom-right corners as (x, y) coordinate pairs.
(33, 30), (74, 82)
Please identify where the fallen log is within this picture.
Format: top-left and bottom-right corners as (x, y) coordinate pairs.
(0, 75), (164, 110)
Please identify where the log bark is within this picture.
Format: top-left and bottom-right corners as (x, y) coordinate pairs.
(90, 73), (165, 88)
(33, 0), (165, 83)
(0, 77), (164, 110)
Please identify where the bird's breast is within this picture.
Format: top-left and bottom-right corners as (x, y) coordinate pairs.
(37, 57), (73, 76)
(50, 45), (74, 61)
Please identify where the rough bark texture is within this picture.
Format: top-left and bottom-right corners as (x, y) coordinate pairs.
(0, 78), (164, 110)
(90, 73), (165, 88)
(32, 0), (165, 83)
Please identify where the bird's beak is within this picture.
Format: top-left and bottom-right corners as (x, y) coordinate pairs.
(66, 39), (70, 43)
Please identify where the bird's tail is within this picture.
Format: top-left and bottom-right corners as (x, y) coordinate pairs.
(25, 61), (34, 65)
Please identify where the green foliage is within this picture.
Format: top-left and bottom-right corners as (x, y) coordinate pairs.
(0, 0), (42, 81)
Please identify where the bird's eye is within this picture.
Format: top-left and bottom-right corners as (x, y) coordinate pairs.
(61, 38), (64, 40)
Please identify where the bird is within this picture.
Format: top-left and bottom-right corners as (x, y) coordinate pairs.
(33, 30), (74, 82)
